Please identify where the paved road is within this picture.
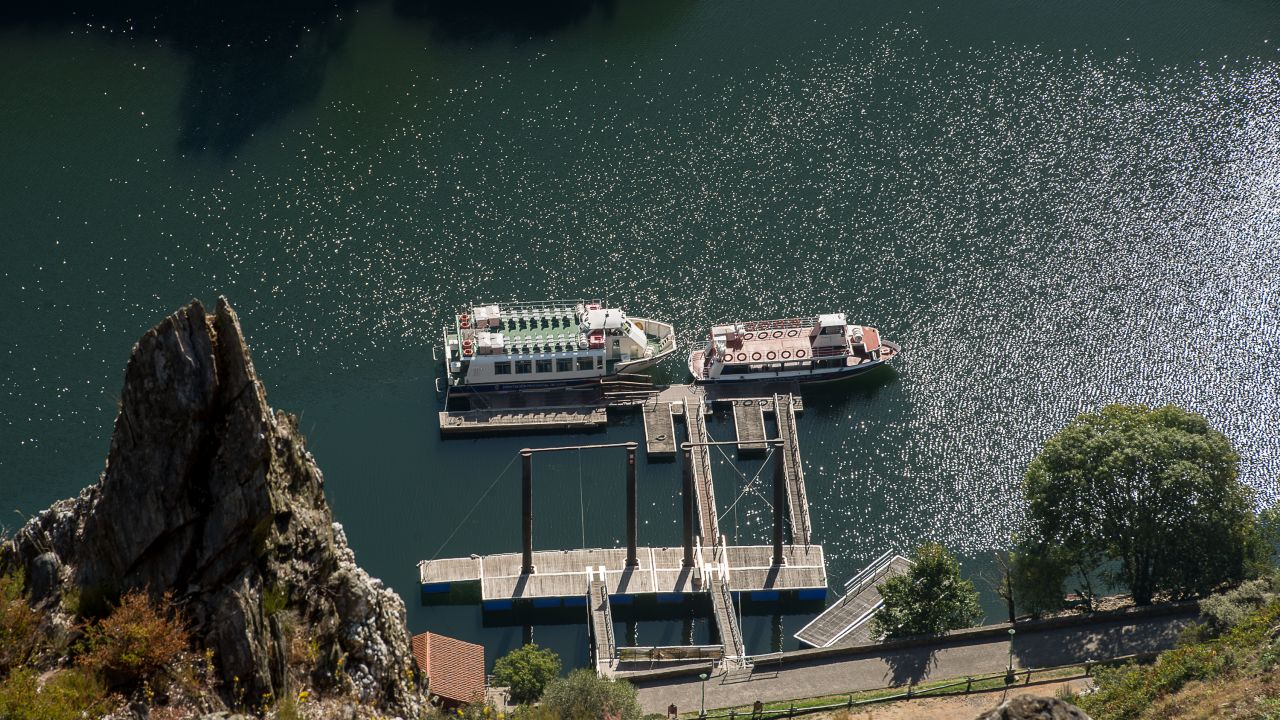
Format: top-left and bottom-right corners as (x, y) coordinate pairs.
(631, 612), (1193, 714)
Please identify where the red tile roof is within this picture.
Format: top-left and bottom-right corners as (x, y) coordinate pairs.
(412, 632), (486, 706)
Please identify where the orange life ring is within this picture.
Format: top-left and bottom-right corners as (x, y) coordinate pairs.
(766, 351), (777, 360)
(752, 352), (762, 361)
(787, 329), (799, 337)
(796, 349), (807, 358)
(781, 351), (791, 359)
(744, 332), (754, 340)
(772, 330), (783, 339)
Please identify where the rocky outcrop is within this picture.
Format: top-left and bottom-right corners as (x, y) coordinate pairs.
(3, 298), (423, 717)
(976, 694), (1092, 720)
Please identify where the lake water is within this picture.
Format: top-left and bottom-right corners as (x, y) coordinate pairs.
(2, 0), (1278, 671)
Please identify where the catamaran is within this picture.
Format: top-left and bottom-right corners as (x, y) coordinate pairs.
(688, 313), (899, 384)
(439, 300), (676, 393)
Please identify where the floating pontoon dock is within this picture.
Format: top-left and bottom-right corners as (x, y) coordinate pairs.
(423, 385), (825, 672)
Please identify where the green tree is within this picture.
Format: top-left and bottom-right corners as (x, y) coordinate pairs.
(539, 669), (642, 720)
(492, 643), (561, 705)
(871, 542), (982, 639)
(1022, 404), (1254, 605)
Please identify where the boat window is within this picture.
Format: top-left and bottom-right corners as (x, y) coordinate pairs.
(821, 325), (844, 335)
(596, 357), (603, 369)
(723, 364), (747, 374)
(494, 362), (512, 375)
(535, 359), (553, 373)
(515, 360), (533, 374)
(577, 357), (594, 371)
(556, 358), (573, 373)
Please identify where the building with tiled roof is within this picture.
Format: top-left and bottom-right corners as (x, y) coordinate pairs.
(411, 631), (486, 708)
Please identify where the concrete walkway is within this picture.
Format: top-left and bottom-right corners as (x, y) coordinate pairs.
(632, 611), (1194, 714)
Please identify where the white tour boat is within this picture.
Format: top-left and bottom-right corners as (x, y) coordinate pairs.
(688, 313), (899, 384)
(440, 300), (676, 393)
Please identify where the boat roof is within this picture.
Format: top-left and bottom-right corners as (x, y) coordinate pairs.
(584, 308), (627, 330)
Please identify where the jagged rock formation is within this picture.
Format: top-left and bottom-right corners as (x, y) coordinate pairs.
(976, 694), (1092, 720)
(3, 298), (424, 717)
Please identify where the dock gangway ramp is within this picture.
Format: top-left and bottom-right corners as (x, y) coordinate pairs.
(794, 551), (913, 648)
(587, 579), (617, 675)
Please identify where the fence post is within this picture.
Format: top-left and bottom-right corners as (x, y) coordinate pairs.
(847, 694), (853, 708)
(965, 677), (972, 694)
(788, 704), (794, 717)
(906, 684), (912, 699)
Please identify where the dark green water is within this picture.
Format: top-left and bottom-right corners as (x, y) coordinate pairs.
(3, 0), (1279, 671)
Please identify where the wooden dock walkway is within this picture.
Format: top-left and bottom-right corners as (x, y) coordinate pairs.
(684, 397), (721, 543)
(438, 406), (609, 434)
(710, 577), (746, 664)
(642, 398), (678, 457)
(587, 579), (617, 674)
(420, 544), (826, 606)
(773, 394), (812, 546)
(731, 399), (768, 453)
(794, 551), (912, 648)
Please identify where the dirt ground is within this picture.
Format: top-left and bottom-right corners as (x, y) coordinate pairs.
(807, 678), (1093, 720)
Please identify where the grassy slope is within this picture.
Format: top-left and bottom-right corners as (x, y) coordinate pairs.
(1077, 600), (1280, 720)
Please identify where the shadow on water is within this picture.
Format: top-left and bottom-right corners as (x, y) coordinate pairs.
(392, 0), (617, 42)
(0, 0), (357, 158)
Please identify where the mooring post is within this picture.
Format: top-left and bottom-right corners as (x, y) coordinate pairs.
(521, 449), (535, 575)
(772, 441), (786, 566)
(626, 442), (639, 567)
(682, 446), (695, 568)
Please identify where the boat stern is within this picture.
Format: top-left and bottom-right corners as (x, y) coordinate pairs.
(687, 341), (711, 382)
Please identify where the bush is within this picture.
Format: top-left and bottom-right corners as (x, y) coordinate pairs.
(1197, 573), (1280, 635)
(539, 669), (642, 720)
(492, 643), (561, 705)
(0, 666), (111, 720)
(78, 590), (190, 688)
(0, 570), (41, 675)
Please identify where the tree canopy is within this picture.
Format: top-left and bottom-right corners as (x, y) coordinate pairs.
(491, 643), (561, 705)
(871, 542), (983, 639)
(1019, 404), (1256, 606)
(539, 669), (642, 720)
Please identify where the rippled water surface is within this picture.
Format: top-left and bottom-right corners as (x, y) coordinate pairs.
(2, 0), (1278, 668)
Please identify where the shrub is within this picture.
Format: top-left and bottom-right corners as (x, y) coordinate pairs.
(539, 669), (642, 720)
(0, 570), (41, 676)
(492, 643), (561, 705)
(78, 590), (190, 688)
(1197, 573), (1280, 635)
(0, 666), (111, 720)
